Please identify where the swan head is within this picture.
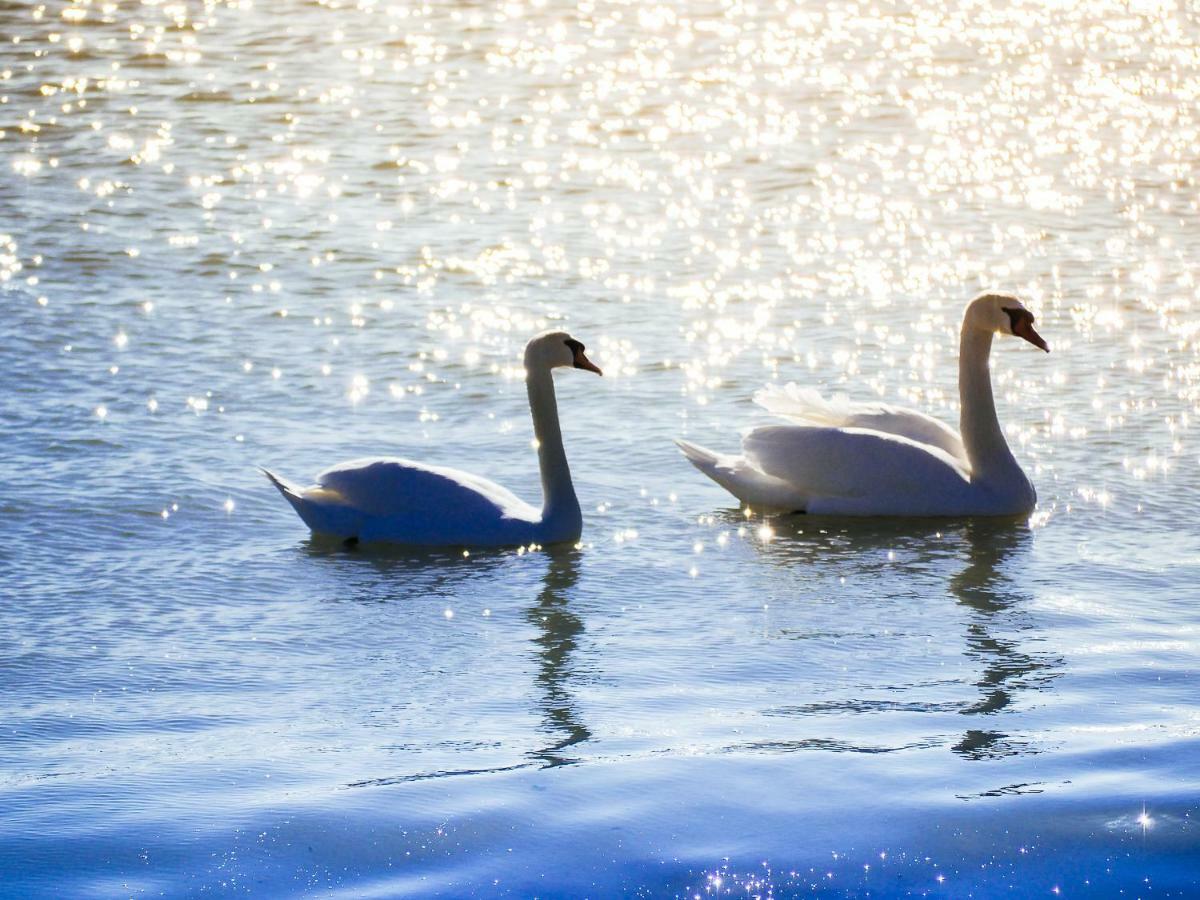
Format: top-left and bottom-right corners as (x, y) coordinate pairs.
(966, 293), (1049, 352)
(524, 330), (603, 375)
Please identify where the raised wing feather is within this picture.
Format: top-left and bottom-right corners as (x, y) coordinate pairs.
(754, 384), (967, 465)
(741, 424), (971, 511)
(315, 457), (533, 520)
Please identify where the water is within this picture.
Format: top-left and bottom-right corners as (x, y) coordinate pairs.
(2, 0), (1199, 894)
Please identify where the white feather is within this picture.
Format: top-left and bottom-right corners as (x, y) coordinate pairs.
(754, 383), (968, 465)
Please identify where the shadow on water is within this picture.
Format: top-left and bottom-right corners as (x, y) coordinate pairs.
(723, 508), (966, 570)
(298, 534), (516, 602)
(300, 534), (498, 567)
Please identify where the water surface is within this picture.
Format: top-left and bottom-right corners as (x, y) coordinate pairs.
(2, 0), (1199, 895)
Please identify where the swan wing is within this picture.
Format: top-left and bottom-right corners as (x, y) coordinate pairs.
(741, 424), (972, 514)
(315, 457), (534, 520)
(754, 384), (967, 464)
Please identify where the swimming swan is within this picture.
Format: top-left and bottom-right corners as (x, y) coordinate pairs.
(676, 293), (1049, 517)
(263, 331), (602, 546)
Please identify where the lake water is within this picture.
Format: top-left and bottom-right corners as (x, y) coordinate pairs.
(2, 0), (1199, 895)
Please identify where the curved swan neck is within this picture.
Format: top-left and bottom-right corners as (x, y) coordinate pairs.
(959, 326), (1021, 481)
(526, 366), (581, 526)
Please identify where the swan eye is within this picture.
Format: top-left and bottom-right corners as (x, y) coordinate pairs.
(1003, 306), (1033, 332)
(563, 337), (603, 374)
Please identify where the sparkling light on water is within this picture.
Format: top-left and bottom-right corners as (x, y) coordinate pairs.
(2, 0), (1199, 896)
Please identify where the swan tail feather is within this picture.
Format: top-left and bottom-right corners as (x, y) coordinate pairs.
(261, 467), (363, 538)
(676, 439), (809, 513)
(261, 467), (315, 524)
(674, 438), (722, 469)
(260, 467), (303, 501)
(675, 438), (739, 498)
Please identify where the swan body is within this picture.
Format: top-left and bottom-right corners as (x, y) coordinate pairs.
(677, 293), (1048, 517)
(264, 331), (602, 546)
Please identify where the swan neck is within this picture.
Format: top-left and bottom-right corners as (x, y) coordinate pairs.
(527, 366), (580, 527)
(958, 326), (1019, 480)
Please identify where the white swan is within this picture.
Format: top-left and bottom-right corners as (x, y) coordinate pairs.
(676, 293), (1049, 517)
(263, 331), (602, 546)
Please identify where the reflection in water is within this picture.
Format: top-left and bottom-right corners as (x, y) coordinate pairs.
(526, 548), (591, 767)
(747, 516), (1061, 761)
(951, 521), (1062, 760)
(302, 536), (511, 605)
(342, 545), (590, 788)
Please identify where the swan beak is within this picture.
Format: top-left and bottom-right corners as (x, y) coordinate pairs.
(1014, 317), (1049, 352)
(573, 350), (603, 375)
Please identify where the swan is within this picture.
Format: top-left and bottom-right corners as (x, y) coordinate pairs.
(676, 293), (1049, 517)
(262, 331), (602, 546)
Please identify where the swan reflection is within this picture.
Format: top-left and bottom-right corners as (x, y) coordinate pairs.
(745, 516), (1060, 760)
(334, 543), (591, 788)
(951, 521), (1062, 760)
(526, 547), (591, 767)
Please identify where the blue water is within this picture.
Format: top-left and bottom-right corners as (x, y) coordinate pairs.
(2, 0), (1199, 895)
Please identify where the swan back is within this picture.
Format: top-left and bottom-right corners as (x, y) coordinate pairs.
(754, 384), (968, 464)
(317, 458), (533, 520)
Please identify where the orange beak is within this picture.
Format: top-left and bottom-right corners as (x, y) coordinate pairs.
(1013, 316), (1049, 352)
(573, 350), (603, 375)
